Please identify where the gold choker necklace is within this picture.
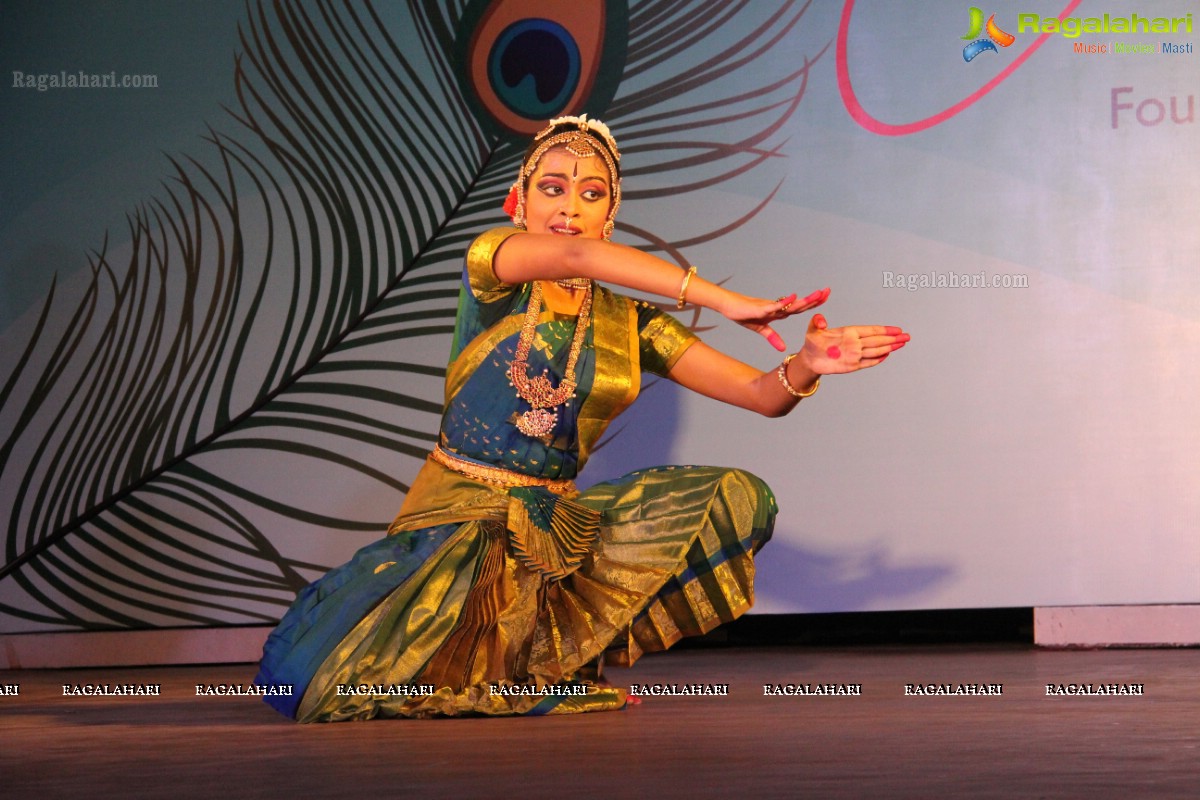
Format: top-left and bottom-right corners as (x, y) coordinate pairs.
(553, 277), (592, 290)
(508, 281), (593, 438)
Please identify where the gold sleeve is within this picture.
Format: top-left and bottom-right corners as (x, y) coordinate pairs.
(637, 302), (700, 377)
(465, 227), (523, 304)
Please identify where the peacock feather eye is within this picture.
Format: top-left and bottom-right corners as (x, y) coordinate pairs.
(456, 0), (628, 136)
(491, 19), (579, 118)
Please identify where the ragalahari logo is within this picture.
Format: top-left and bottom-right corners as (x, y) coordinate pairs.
(962, 7), (1015, 62)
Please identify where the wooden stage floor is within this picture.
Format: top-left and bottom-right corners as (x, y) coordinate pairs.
(2, 644), (1195, 799)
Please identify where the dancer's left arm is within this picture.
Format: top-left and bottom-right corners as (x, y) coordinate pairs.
(667, 314), (910, 417)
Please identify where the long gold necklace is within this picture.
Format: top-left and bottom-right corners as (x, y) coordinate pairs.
(508, 280), (593, 438)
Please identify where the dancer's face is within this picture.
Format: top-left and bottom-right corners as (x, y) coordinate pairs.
(523, 146), (613, 240)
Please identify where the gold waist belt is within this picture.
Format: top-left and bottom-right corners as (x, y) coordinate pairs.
(430, 444), (578, 495)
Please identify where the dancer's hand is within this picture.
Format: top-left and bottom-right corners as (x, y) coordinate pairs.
(720, 287), (830, 351)
(795, 314), (910, 374)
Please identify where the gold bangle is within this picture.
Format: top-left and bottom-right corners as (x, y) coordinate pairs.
(777, 353), (820, 399)
(676, 265), (697, 309)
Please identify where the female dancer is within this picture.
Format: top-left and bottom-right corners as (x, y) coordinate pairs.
(255, 116), (908, 720)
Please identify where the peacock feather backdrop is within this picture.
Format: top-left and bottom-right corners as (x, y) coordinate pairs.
(0, 0), (823, 632)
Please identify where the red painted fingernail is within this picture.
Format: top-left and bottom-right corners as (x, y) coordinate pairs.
(803, 290), (822, 303)
(767, 332), (785, 351)
(885, 326), (902, 335)
(891, 341), (906, 351)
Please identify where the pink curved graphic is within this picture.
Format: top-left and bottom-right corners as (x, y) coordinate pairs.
(837, 0), (1083, 136)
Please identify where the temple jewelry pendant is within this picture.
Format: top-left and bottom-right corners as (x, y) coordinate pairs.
(516, 408), (558, 437)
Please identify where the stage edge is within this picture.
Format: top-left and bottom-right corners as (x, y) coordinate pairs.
(1034, 605), (1200, 648)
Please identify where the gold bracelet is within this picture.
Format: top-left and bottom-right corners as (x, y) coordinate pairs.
(676, 265), (697, 309)
(777, 353), (820, 399)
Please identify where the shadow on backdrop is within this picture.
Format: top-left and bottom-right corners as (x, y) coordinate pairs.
(754, 536), (955, 612)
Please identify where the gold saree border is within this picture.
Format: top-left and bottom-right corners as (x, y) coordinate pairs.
(575, 288), (639, 468)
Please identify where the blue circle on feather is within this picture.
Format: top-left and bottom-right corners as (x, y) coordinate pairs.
(488, 19), (581, 118)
